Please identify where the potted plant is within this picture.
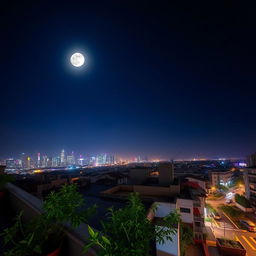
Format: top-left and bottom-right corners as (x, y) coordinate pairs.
(0, 173), (15, 200)
(1, 183), (96, 256)
(84, 192), (180, 256)
(216, 238), (246, 256)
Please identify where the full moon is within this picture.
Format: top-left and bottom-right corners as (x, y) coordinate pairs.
(70, 52), (85, 67)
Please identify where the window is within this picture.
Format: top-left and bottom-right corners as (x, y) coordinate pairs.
(180, 207), (191, 213)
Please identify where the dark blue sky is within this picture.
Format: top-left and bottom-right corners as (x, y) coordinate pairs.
(1, 1), (256, 159)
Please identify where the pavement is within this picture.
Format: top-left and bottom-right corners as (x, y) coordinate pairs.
(206, 186), (256, 256)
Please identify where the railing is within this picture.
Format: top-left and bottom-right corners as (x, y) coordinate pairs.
(194, 215), (202, 221)
(194, 226), (203, 233)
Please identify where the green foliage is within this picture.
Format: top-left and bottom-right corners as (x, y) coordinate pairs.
(0, 174), (15, 190)
(43, 183), (96, 228)
(205, 217), (213, 223)
(234, 194), (251, 208)
(216, 184), (228, 192)
(1, 183), (95, 256)
(218, 238), (244, 249)
(0, 212), (45, 256)
(180, 223), (194, 256)
(84, 192), (180, 256)
(220, 205), (243, 218)
(206, 203), (216, 214)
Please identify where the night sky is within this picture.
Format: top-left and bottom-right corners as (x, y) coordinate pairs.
(1, 1), (256, 159)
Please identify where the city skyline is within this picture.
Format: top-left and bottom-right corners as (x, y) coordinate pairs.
(0, 148), (248, 162)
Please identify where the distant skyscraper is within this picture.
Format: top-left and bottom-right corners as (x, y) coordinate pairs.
(37, 153), (41, 167)
(21, 153), (27, 169)
(42, 155), (48, 167)
(60, 149), (66, 166)
(78, 155), (84, 166)
(67, 152), (75, 165)
(47, 157), (52, 167)
(96, 154), (107, 166)
(53, 156), (61, 167)
(106, 155), (115, 164)
(90, 156), (96, 166)
(27, 157), (31, 169)
(6, 159), (15, 169)
(16, 159), (22, 168)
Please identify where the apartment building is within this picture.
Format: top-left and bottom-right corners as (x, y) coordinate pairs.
(244, 168), (256, 208)
(211, 169), (234, 187)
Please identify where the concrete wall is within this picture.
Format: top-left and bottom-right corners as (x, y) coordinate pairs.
(134, 185), (171, 196)
(154, 202), (176, 218)
(176, 198), (193, 224)
(154, 202), (179, 256)
(169, 184), (180, 195)
(235, 202), (254, 213)
(130, 168), (150, 184)
(158, 163), (174, 186)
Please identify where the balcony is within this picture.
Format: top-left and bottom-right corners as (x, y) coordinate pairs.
(193, 201), (201, 207)
(194, 226), (203, 233)
(194, 215), (202, 222)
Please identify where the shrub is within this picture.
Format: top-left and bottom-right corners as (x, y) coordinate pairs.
(84, 193), (180, 256)
(235, 194), (251, 208)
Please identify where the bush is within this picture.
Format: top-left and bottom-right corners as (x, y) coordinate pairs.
(220, 205), (243, 218)
(216, 184), (228, 192)
(206, 203), (217, 214)
(235, 194), (251, 208)
(84, 193), (180, 256)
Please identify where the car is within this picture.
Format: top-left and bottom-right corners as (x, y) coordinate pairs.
(212, 212), (222, 220)
(226, 199), (233, 204)
(239, 219), (256, 232)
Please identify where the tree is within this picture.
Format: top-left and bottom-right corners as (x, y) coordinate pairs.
(180, 223), (194, 256)
(84, 193), (180, 256)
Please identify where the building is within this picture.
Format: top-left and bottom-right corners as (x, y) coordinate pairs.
(101, 177), (206, 244)
(130, 162), (174, 186)
(210, 169), (234, 187)
(247, 152), (256, 167)
(21, 153), (27, 169)
(37, 153), (41, 167)
(67, 152), (75, 165)
(6, 159), (15, 169)
(96, 154), (107, 166)
(41, 155), (48, 167)
(106, 155), (115, 165)
(244, 168), (256, 208)
(60, 149), (66, 166)
(52, 156), (61, 167)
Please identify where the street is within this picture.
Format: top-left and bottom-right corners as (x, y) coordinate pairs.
(206, 185), (256, 256)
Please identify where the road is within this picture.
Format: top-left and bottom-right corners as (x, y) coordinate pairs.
(206, 186), (256, 256)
